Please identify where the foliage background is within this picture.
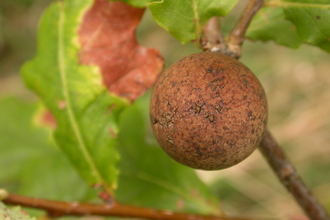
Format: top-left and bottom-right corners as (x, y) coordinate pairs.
(1, 0), (330, 219)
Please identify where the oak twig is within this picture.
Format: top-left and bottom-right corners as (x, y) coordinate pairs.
(201, 17), (227, 53)
(227, 0), (264, 58)
(2, 193), (256, 220)
(259, 130), (330, 220)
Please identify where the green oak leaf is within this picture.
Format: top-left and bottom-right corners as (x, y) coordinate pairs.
(280, 0), (330, 44)
(20, 0), (129, 193)
(246, 0), (330, 52)
(261, 0), (330, 51)
(0, 202), (36, 220)
(317, 39), (330, 52)
(0, 97), (96, 213)
(247, 7), (303, 48)
(116, 91), (222, 215)
(149, 0), (238, 44)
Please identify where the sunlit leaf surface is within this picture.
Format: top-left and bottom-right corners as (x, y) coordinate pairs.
(149, 0), (238, 44)
(21, 0), (129, 192)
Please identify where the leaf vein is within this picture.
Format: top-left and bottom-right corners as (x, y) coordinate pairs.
(302, 7), (328, 39)
(121, 171), (216, 212)
(58, 3), (103, 186)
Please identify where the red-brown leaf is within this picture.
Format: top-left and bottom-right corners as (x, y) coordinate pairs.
(78, 0), (164, 101)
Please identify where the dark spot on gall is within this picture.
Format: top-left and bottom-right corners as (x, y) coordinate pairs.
(151, 117), (158, 124)
(195, 146), (203, 156)
(205, 113), (215, 122)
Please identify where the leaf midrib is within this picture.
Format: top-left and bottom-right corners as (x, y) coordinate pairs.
(192, 0), (201, 39)
(57, 2), (103, 186)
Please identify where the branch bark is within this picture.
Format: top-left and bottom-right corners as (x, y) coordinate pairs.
(2, 193), (255, 220)
(227, 0), (264, 58)
(259, 130), (330, 220)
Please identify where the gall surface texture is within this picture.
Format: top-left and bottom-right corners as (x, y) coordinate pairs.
(150, 52), (268, 170)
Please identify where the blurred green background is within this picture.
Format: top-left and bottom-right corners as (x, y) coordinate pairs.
(1, 0), (330, 219)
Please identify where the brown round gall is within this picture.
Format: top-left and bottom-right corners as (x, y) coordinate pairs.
(149, 52), (268, 170)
